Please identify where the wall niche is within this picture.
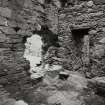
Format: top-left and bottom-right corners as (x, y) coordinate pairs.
(71, 28), (90, 71)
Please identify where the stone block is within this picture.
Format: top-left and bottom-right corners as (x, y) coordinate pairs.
(59, 71), (69, 80)
(93, 45), (105, 58)
(92, 77), (105, 87)
(0, 43), (12, 48)
(0, 33), (6, 42)
(0, 97), (15, 105)
(86, 1), (94, 7)
(38, 0), (44, 4)
(0, 7), (11, 18)
(7, 20), (17, 27)
(0, 16), (7, 26)
(2, 98), (15, 105)
(0, 78), (8, 85)
(24, 0), (33, 8)
(99, 38), (105, 43)
(30, 73), (44, 80)
(89, 30), (97, 35)
(0, 26), (16, 35)
(93, 0), (105, 5)
(88, 77), (105, 94)
(17, 30), (32, 36)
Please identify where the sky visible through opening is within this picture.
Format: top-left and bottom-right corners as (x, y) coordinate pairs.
(24, 34), (43, 78)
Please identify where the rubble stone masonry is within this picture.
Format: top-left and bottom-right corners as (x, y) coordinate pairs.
(0, 0), (105, 104)
(58, 2), (105, 77)
(0, 0), (45, 103)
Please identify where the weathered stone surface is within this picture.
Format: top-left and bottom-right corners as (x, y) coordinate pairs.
(59, 4), (105, 77)
(93, 45), (105, 58)
(24, 0), (33, 8)
(0, 0), (45, 102)
(0, 7), (11, 18)
(0, 33), (7, 42)
(47, 91), (82, 105)
(99, 38), (105, 43)
(86, 1), (94, 7)
(43, 71), (105, 105)
(93, 0), (105, 5)
(0, 85), (16, 105)
(59, 71), (69, 80)
(38, 0), (44, 4)
(88, 76), (105, 97)
(0, 0), (105, 104)
(31, 73), (44, 79)
(0, 26), (16, 35)
(45, 64), (62, 71)
(92, 77), (105, 87)
(17, 30), (32, 36)
(0, 16), (7, 26)
(0, 98), (16, 105)
(89, 30), (97, 35)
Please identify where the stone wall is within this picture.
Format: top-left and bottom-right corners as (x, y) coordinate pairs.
(0, 0), (61, 103)
(58, 1), (105, 77)
(0, 0), (46, 103)
(1, 0), (105, 104)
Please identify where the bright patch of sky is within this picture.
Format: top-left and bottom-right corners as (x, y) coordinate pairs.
(24, 34), (43, 78)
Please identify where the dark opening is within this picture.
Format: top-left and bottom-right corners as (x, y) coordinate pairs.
(59, 73), (69, 80)
(59, 0), (68, 7)
(71, 28), (89, 44)
(13, 26), (21, 32)
(22, 36), (29, 44)
(45, 0), (52, 4)
(96, 87), (105, 98)
(71, 28), (89, 56)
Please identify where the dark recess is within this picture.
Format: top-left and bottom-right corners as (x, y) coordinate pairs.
(71, 28), (89, 44)
(22, 36), (29, 44)
(71, 28), (89, 56)
(13, 26), (21, 32)
(96, 87), (105, 98)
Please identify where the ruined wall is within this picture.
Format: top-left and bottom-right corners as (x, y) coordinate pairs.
(59, 1), (105, 77)
(0, 0), (62, 103)
(1, 0), (105, 104)
(0, 0), (46, 103)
